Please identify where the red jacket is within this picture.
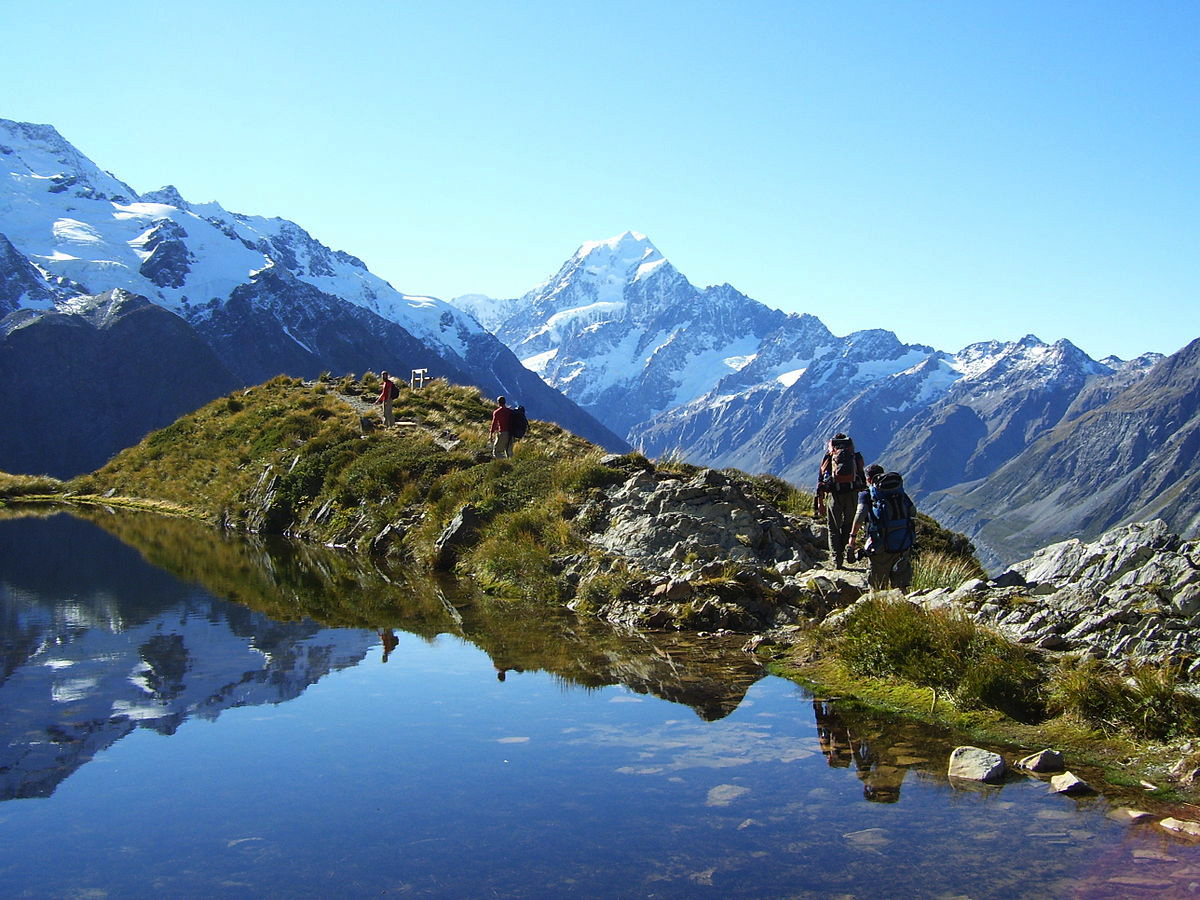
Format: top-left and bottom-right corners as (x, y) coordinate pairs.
(491, 405), (513, 433)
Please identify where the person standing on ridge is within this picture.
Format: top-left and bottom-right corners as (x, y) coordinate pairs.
(490, 395), (514, 458)
(815, 432), (866, 568)
(374, 370), (396, 428)
(848, 465), (917, 591)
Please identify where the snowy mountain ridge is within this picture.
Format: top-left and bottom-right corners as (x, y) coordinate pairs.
(453, 231), (1193, 568)
(0, 118), (484, 362)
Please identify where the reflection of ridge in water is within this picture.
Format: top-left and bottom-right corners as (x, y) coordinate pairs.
(1, 509), (769, 801)
(83, 506), (767, 721)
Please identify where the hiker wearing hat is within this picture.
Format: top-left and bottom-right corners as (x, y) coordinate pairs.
(848, 466), (917, 590)
(815, 433), (867, 569)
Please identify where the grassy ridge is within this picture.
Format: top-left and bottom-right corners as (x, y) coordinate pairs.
(60, 376), (640, 600)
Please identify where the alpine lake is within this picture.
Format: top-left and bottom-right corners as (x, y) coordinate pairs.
(3, 508), (1200, 899)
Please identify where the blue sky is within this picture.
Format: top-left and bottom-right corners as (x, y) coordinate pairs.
(3, 0), (1196, 360)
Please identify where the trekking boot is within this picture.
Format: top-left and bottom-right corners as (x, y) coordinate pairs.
(834, 552), (844, 570)
(846, 546), (857, 565)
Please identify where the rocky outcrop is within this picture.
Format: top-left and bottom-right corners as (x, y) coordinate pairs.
(433, 505), (480, 571)
(909, 520), (1200, 677)
(581, 462), (818, 571)
(560, 458), (863, 633)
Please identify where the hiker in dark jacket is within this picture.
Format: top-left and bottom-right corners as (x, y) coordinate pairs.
(848, 466), (916, 590)
(816, 432), (866, 568)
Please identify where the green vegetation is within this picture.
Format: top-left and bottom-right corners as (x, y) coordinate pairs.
(910, 549), (987, 591)
(1048, 655), (1200, 741)
(764, 592), (1200, 796)
(734, 470), (816, 517)
(69, 376), (356, 517)
(0, 472), (63, 500)
(64, 375), (615, 601)
(830, 595), (1043, 721)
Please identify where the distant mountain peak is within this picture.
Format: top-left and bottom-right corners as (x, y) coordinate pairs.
(566, 231), (667, 283)
(575, 230), (656, 258)
(142, 185), (189, 210)
(0, 117), (137, 201)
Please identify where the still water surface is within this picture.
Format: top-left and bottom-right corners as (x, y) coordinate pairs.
(3, 510), (1200, 898)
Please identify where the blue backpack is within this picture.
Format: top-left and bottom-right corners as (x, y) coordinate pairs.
(868, 472), (915, 553)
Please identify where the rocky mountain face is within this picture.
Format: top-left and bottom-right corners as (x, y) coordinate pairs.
(923, 338), (1200, 566)
(0, 118), (626, 477)
(0, 290), (241, 477)
(459, 233), (1193, 568)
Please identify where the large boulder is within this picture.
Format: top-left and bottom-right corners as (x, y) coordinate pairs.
(947, 746), (1006, 783)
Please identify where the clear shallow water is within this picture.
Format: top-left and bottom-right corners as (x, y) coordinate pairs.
(3, 511), (1200, 898)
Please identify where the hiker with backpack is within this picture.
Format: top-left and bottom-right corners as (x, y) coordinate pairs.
(847, 465), (917, 591)
(816, 432), (867, 569)
(373, 370), (398, 428)
(490, 395), (515, 458)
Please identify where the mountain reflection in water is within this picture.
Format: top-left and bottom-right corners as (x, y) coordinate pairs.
(0, 508), (762, 802)
(6, 509), (1200, 898)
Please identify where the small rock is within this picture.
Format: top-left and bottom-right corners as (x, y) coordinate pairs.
(1170, 757), (1200, 786)
(1174, 585), (1200, 616)
(990, 570), (1028, 589)
(1159, 817), (1200, 839)
(1049, 772), (1093, 795)
(1108, 807), (1155, 824)
(1016, 749), (1065, 773)
(947, 746), (1006, 783)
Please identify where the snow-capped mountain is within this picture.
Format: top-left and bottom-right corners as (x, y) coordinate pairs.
(1, 119), (479, 359)
(478, 232), (803, 435)
(458, 232), (1193, 567)
(0, 118), (627, 476)
(925, 337), (1200, 568)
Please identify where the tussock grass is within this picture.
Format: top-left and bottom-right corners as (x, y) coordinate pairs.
(655, 449), (700, 477)
(832, 596), (1044, 721)
(0, 472), (64, 499)
(574, 562), (637, 614)
(70, 376), (359, 518)
(1048, 656), (1200, 740)
(910, 549), (987, 592)
(69, 375), (623, 599)
(734, 471), (816, 517)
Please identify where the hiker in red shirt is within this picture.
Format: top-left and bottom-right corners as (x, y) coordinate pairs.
(373, 370), (396, 428)
(490, 396), (514, 458)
